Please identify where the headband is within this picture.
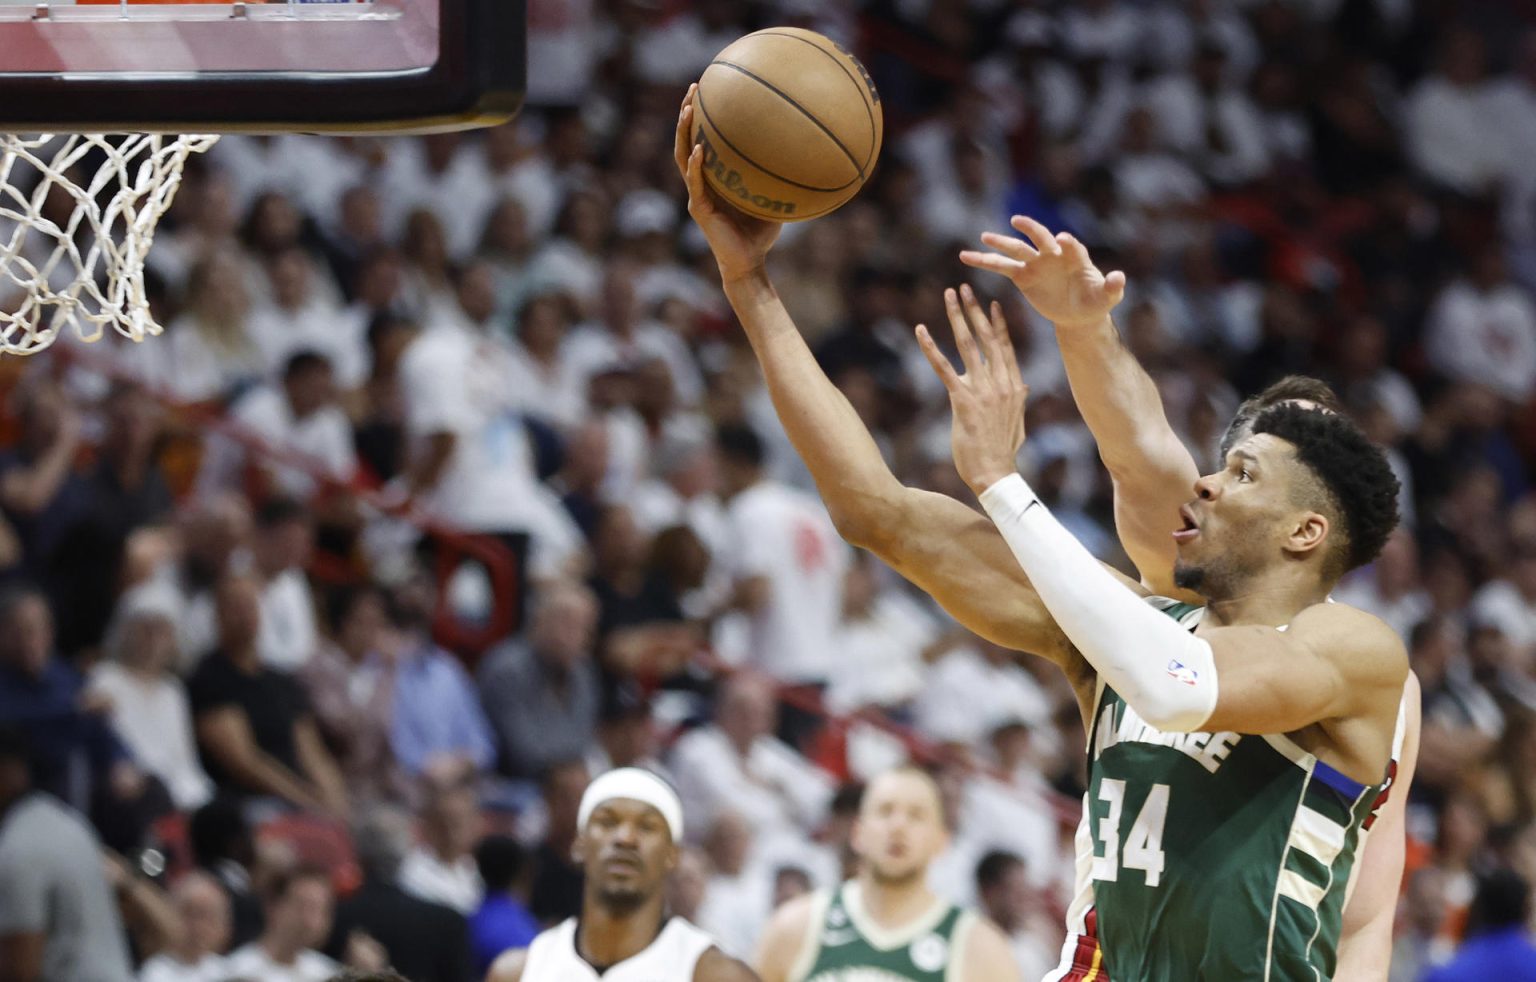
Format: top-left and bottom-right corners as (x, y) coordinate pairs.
(577, 768), (684, 843)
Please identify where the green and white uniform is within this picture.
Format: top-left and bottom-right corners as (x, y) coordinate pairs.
(789, 881), (979, 982)
(1048, 599), (1403, 982)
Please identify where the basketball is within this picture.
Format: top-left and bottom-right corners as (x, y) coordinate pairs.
(690, 28), (883, 223)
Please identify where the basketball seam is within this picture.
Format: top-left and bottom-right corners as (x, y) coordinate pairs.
(708, 59), (867, 181)
(749, 30), (879, 171)
(695, 89), (858, 195)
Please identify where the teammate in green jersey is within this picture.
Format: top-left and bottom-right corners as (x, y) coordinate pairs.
(754, 768), (1020, 982)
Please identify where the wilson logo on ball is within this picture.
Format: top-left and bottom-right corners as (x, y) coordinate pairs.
(698, 129), (799, 216)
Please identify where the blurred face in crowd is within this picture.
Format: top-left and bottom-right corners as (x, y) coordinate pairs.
(173, 872), (232, 959)
(978, 857), (1030, 933)
(530, 585), (597, 672)
(269, 250), (313, 310)
(257, 516), (315, 576)
(456, 261), (498, 325)
(338, 590), (387, 661)
(594, 506), (647, 577)
(16, 378), (68, 453)
(339, 186), (382, 245)
(774, 867), (813, 908)
(717, 674), (776, 754)
(0, 594), (53, 677)
(266, 872), (334, 952)
(703, 811), (751, 879)
(576, 797), (677, 914)
(852, 769), (949, 887)
(215, 576), (263, 653)
(543, 760), (590, 841)
(284, 360), (336, 418)
(484, 198), (530, 256)
(118, 612), (179, 676)
(518, 295), (571, 360)
(424, 784), (482, 860)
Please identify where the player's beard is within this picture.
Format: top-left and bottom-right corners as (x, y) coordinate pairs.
(595, 882), (651, 916)
(866, 859), (926, 890)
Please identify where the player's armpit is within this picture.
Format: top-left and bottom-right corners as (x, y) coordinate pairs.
(1200, 604), (1409, 743)
(695, 947), (763, 982)
(867, 486), (1090, 682)
(959, 917), (1024, 982)
(1335, 671), (1420, 981)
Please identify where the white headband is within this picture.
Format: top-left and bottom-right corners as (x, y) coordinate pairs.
(577, 768), (684, 843)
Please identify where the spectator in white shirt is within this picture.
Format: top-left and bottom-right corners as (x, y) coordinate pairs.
(1405, 27), (1506, 195)
(506, 292), (587, 430)
(1145, 40), (1270, 185)
(1424, 245), (1536, 403)
(915, 637), (1054, 749)
(88, 582), (214, 812)
(826, 553), (941, 716)
(250, 499), (321, 672)
(398, 304), (584, 581)
(1471, 540), (1536, 660)
(197, 351), (358, 506)
(562, 260), (705, 409)
(398, 776), (485, 916)
(248, 248), (356, 388)
(125, 250), (264, 403)
(1335, 529), (1433, 642)
(669, 673), (833, 846)
(223, 867), (345, 982)
(716, 424), (849, 699)
(137, 872), (232, 982)
(695, 810), (770, 961)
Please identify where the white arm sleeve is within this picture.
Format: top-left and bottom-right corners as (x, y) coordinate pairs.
(979, 474), (1219, 732)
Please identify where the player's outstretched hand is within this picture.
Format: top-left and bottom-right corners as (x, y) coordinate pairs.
(915, 284), (1029, 497)
(675, 84), (781, 284)
(960, 215), (1126, 332)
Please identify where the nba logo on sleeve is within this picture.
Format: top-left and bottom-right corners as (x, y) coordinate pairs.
(1166, 659), (1199, 686)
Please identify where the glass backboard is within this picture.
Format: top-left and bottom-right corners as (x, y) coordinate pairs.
(0, 0), (524, 132)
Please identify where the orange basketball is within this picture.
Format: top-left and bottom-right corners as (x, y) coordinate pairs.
(690, 28), (883, 223)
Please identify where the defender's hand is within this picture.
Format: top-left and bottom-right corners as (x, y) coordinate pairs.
(915, 285), (1030, 496)
(675, 84), (782, 284)
(960, 215), (1126, 331)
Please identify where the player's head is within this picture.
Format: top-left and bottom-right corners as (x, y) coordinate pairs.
(850, 767), (950, 888)
(1218, 375), (1342, 460)
(1175, 404), (1400, 598)
(574, 768), (684, 915)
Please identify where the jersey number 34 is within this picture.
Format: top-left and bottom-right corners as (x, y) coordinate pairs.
(1091, 779), (1170, 888)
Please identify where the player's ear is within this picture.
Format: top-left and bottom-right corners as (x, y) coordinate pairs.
(1286, 511), (1329, 560)
(664, 842), (680, 874)
(571, 834), (588, 865)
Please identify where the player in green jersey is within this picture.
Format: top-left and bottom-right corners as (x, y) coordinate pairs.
(754, 768), (1020, 982)
(675, 91), (1408, 980)
(961, 219), (1420, 981)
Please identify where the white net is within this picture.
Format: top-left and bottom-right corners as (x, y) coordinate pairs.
(0, 133), (219, 356)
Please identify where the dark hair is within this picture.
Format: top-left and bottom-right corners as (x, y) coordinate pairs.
(264, 863), (332, 905)
(715, 424), (765, 469)
(975, 849), (1025, 891)
(475, 835), (528, 893)
(325, 583), (386, 636)
(1220, 376), (1343, 459)
(1464, 869), (1532, 936)
(325, 971), (410, 982)
(1250, 404), (1400, 575)
(283, 349), (332, 382)
(830, 781), (866, 818)
(0, 584), (46, 630)
(189, 797), (251, 868)
(255, 496), (308, 530)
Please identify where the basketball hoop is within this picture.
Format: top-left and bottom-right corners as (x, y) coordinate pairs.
(0, 132), (218, 355)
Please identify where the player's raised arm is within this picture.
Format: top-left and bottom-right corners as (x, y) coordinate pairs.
(674, 89), (1081, 679)
(961, 217), (1200, 599)
(924, 288), (1406, 753)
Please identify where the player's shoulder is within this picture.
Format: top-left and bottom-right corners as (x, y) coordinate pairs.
(1293, 600), (1409, 686)
(694, 946), (762, 982)
(486, 947), (528, 982)
(956, 910), (1025, 982)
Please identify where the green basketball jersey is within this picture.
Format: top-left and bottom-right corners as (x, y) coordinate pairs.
(789, 881), (977, 982)
(1058, 599), (1395, 981)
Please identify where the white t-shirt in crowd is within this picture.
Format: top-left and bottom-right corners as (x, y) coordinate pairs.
(1472, 580), (1536, 656)
(1424, 280), (1536, 402)
(259, 568), (321, 672)
(87, 663), (214, 811)
(669, 725), (834, 842)
(198, 385), (358, 503)
(137, 952), (231, 982)
(723, 480), (850, 684)
(827, 590), (939, 714)
(222, 944), (338, 982)
(398, 846), (484, 916)
(399, 321), (583, 578)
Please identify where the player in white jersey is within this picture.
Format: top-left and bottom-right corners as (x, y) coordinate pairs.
(487, 768), (758, 982)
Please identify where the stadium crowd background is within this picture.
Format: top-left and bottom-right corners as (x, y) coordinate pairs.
(1, 0), (1535, 979)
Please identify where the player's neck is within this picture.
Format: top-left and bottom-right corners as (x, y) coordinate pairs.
(576, 894), (668, 969)
(1201, 573), (1330, 629)
(856, 869), (939, 928)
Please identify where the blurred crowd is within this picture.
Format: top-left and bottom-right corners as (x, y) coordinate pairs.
(1, 0), (1535, 980)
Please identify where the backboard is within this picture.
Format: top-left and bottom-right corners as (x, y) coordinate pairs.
(0, 0), (525, 133)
